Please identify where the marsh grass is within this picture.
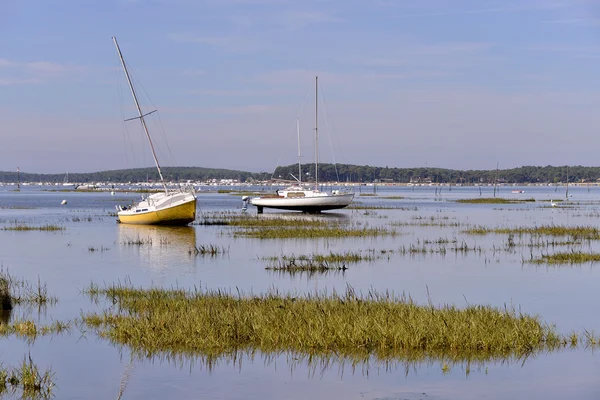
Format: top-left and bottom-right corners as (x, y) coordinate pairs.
(2, 224), (65, 231)
(0, 355), (55, 399)
(264, 251), (377, 264)
(193, 213), (331, 227)
(121, 236), (153, 245)
(380, 196), (405, 200)
(0, 271), (57, 307)
(189, 244), (230, 256)
(0, 319), (72, 340)
(349, 204), (413, 210)
(88, 246), (109, 252)
(266, 259), (348, 274)
(530, 252), (600, 265)
(456, 198), (536, 204)
(82, 283), (574, 361)
(463, 225), (600, 240)
(359, 193), (377, 197)
(233, 225), (397, 239)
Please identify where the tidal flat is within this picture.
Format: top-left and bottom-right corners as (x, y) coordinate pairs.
(1, 185), (600, 399)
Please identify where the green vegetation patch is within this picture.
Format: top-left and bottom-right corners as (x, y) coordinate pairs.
(531, 252), (600, 265)
(82, 284), (567, 361)
(2, 224), (65, 231)
(463, 225), (600, 240)
(456, 198), (536, 204)
(194, 213), (330, 227)
(234, 225), (396, 239)
(0, 356), (55, 399)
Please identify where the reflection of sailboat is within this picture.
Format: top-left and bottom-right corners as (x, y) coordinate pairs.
(112, 37), (196, 225)
(118, 224), (197, 266)
(250, 77), (354, 213)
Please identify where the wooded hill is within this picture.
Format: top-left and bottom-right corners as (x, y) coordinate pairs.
(0, 164), (597, 184)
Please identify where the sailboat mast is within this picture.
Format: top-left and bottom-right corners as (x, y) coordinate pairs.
(566, 165), (569, 199)
(17, 167), (20, 190)
(314, 76), (318, 191)
(112, 36), (168, 194)
(297, 119), (302, 184)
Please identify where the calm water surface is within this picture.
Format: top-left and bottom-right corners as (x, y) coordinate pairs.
(1, 185), (600, 399)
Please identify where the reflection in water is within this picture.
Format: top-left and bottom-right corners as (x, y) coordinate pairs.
(123, 346), (534, 378)
(0, 309), (11, 325)
(117, 225), (196, 267)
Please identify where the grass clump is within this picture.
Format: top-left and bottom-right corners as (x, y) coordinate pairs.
(189, 244), (229, 256)
(456, 198), (535, 204)
(120, 236), (153, 245)
(0, 271), (57, 307)
(530, 252), (600, 265)
(0, 355), (55, 399)
(82, 283), (566, 361)
(463, 225), (600, 240)
(2, 224), (65, 231)
(234, 225), (396, 239)
(194, 213), (330, 228)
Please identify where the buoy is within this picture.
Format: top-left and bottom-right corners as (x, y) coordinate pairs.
(61, 199), (67, 205)
(110, 191), (115, 196)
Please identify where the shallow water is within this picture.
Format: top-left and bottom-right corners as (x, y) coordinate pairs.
(1, 185), (600, 399)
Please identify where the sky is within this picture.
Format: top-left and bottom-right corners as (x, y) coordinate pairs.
(1, 0), (600, 174)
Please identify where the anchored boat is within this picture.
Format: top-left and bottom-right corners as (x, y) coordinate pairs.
(249, 76), (354, 213)
(112, 36), (196, 225)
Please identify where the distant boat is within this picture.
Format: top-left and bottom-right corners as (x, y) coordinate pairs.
(249, 76), (354, 213)
(62, 172), (76, 188)
(511, 190), (525, 194)
(112, 36), (196, 225)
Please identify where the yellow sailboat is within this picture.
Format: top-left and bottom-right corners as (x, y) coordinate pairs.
(112, 37), (196, 225)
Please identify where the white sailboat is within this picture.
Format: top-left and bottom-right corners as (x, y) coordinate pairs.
(62, 171), (76, 188)
(112, 36), (196, 225)
(249, 76), (354, 213)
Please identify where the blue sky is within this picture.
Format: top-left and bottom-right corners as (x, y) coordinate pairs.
(1, 0), (600, 173)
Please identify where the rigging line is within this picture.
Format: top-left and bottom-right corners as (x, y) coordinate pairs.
(137, 79), (178, 168)
(318, 84), (342, 183)
(114, 50), (137, 167)
(270, 85), (313, 181)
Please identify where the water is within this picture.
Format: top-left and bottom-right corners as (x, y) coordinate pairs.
(1, 185), (600, 399)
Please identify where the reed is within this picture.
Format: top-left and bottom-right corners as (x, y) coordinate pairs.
(264, 251), (377, 264)
(463, 225), (600, 240)
(88, 246), (109, 252)
(266, 259), (348, 274)
(0, 355), (55, 399)
(0, 271), (57, 307)
(189, 244), (229, 256)
(456, 198), (535, 204)
(194, 213), (330, 227)
(2, 224), (65, 231)
(120, 236), (153, 245)
(82, 283), (569, 361)
(530, 252), (600, 265)
(234, 225), (397, 239)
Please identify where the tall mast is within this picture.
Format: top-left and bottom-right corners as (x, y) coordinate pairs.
(297, 119), (302, 184)
(17, 167), (20, 190)
(314, 76), (318, 191)
(112, 36), (168, 194)
(566, 165), (569, 199)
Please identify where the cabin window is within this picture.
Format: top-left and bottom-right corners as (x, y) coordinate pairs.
(287, 192), (305, 198)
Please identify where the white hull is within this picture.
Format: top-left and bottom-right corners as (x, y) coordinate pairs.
(250, 193), (354, 212)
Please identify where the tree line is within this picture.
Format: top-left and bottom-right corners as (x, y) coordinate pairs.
(0, 164), (596, 184)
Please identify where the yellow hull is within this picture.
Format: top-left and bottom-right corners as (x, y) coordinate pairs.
(118, 198), (197, 225)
